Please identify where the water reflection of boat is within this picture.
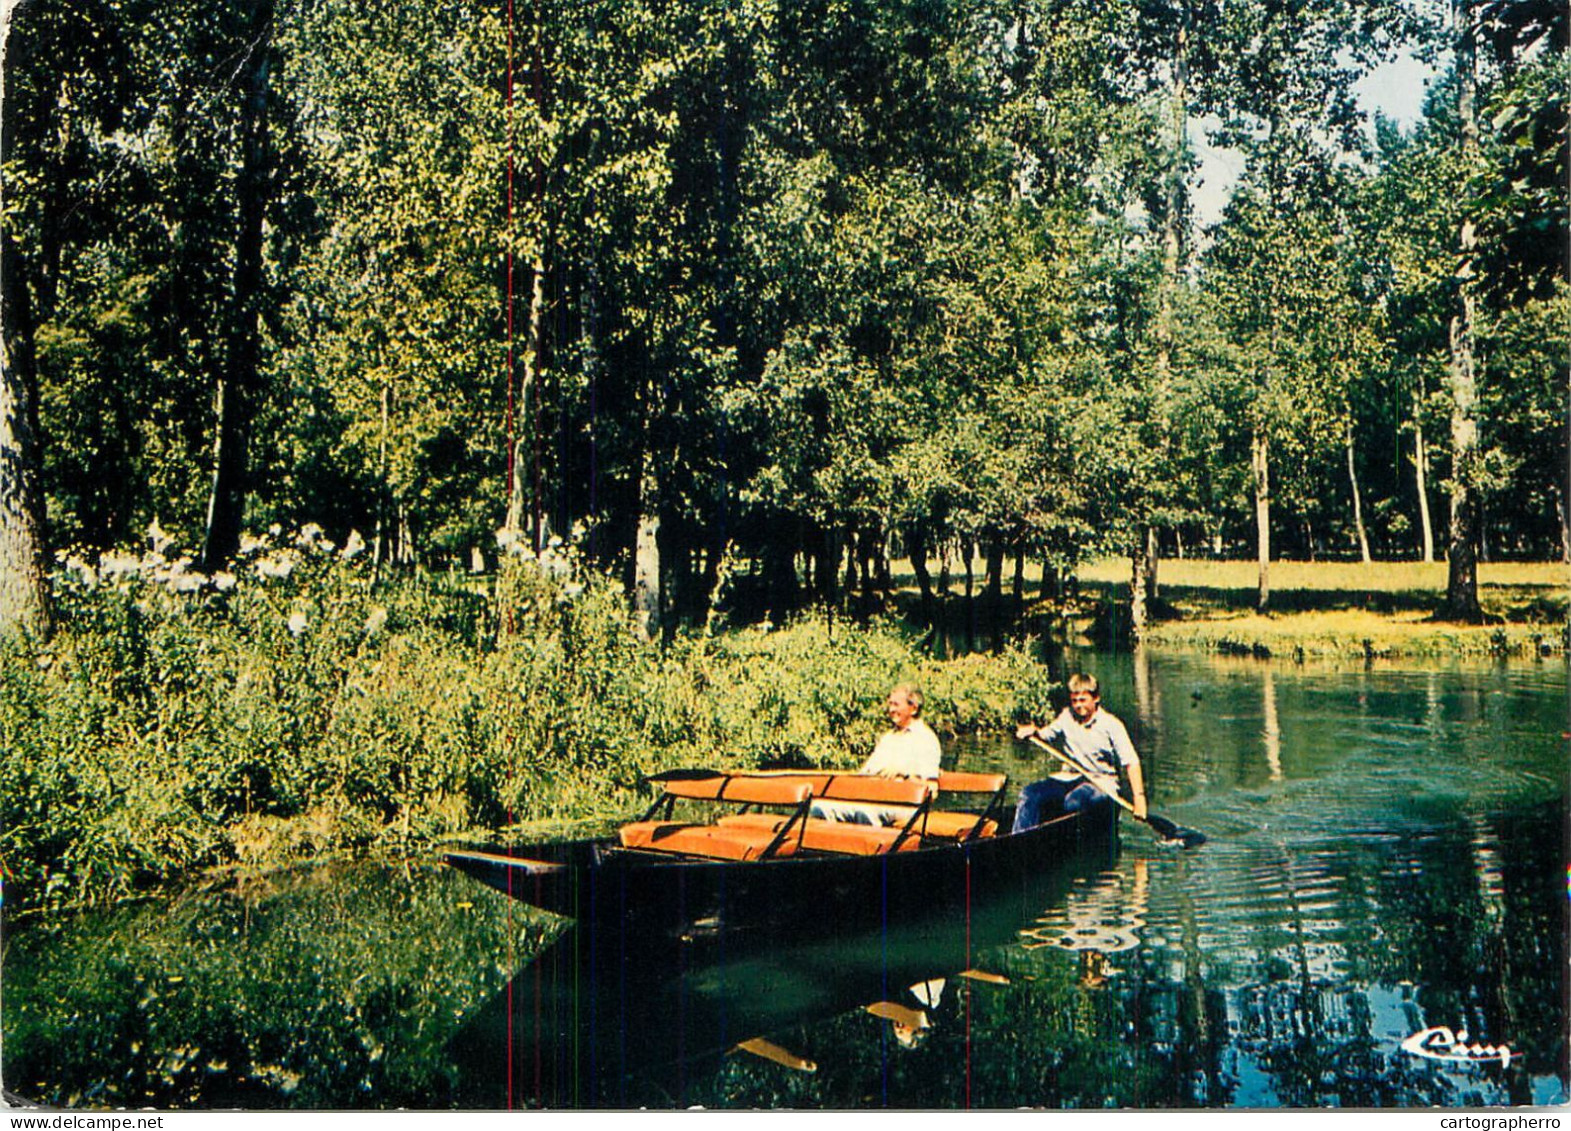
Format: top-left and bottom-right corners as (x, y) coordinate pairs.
(445, 771), (1116, 954)
(1018, 858), (1151, 956)
(449, 833), (1120, 1107)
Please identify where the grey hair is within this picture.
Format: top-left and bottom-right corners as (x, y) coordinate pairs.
(889, 683), (924, 715)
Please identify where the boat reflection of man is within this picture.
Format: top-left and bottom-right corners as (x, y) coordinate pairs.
(815, 683), (941, 824)
(1012, 673), (1147, 831)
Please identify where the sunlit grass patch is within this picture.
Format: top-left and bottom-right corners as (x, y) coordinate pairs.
(1076, 557), (1569, 624)
(1068, 557), (1569, 656)
(1145, 609), (1567, 659)
(1076, 557), (1570, 598)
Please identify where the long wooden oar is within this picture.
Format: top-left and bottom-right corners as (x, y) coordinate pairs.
(1023, 735), (1206, 848)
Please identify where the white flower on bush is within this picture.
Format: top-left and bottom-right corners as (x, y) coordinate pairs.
(239, 532), (269, 556)
(287, 611), (309, 637)
(168, 569), (207, 593)
(496, 526), (537, 559)
(213, 571), (237, 591)
(62, 554), (98, 587)
(99, 550), (142, 577)
(255, 552), (298, 580)
(342, 530), (366, 560)
(151, 555), (196, 588)
(363, 606), (387, 637)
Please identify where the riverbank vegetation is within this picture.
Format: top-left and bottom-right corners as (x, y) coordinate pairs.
(0, 539), (1054, 915)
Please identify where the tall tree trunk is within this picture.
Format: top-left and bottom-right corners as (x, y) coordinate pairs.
(1130, 538), (1151, 644)
(1443, 0), (1485, 621)
(1011, 545), (1026, 612)
(580, 259), (605, 561)
(200, 0), (274, 571)
(0, 231), (51, 636)
(1252, 430), (1271, 613)
(1346, 425), (1371, 563)
(1563, 376), (1571, 563)
(767, 513), (799, 620)
(984, 535), (1004, 623)
(506, 253), (548, 543)
(1039, 553), (1058, 603)
(1555, 483), (1571, 565)
(819, 526), (840, 607)
(1144, 524), (1160, 601)
(906, 523), (934, 616)
(1138, 5), (1188, 614)
(962, 536), (976, 652)
(1412, 405), (1436, 563)
(841, 526), (857, 608)
(525, 252), (548, 549)
(632, 447), (660, 641)
(372, 382), (391, 575)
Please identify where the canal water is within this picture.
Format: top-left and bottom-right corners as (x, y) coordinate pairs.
(3, 649), (1566, 1110)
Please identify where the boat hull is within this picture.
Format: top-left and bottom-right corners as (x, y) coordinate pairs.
(445, 803), (1115, 950)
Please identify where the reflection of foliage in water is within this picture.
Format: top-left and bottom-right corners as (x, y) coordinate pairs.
(3, 861), (558, 1109)
(677, 956), (1175, 1109)
(665, 804), (1564, 1110)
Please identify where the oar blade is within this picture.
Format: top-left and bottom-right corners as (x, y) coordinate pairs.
(1142, 813), (1206, 848)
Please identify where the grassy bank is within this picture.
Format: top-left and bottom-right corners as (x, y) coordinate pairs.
(1, 533), (1055, 915)
(1075, 558), (1570, 657)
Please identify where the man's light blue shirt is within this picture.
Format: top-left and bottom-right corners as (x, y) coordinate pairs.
(1039, 707), (1138, 778)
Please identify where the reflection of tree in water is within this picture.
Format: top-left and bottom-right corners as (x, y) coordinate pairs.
(590, 802), (1565, 1109)
(710, 800), (1561, 1110)
(1186, 806), (1561, 1109)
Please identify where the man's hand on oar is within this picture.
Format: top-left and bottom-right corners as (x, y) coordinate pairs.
(1018, 733), (1206, 849)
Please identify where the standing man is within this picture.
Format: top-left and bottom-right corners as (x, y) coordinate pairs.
(816, 683), (942, 824)
(1012, 673), (1147, 831)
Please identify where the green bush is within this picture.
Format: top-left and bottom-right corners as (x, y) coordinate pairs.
(1, 530), (1052, 914)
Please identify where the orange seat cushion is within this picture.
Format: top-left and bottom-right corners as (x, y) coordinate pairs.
(619, 821), (798, 861)
(718, 814), (921, 856)
(736, 772), (933, 807)
(921, 812), (998, 840)
(658, 776), (813, 807)
(937, 770), (1007, 795)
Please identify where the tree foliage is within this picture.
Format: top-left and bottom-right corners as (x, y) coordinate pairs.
(1, 0), (1564, 639)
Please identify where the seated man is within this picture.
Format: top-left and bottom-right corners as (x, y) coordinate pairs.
(815, 683), (941, 825)
(1012, 673), (1146, 832)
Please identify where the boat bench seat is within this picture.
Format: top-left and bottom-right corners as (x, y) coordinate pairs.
(937, 770), (1008, 795)
(620, 776), (814, 861)
(717, 813), (923, 855)
(619, 820), (800, 861)
(764, 773), (936, 807)
(923, 770), (1007, 841)
(919, 811), (999, 841)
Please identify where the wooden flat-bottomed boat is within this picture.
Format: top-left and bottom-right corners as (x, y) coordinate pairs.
(444, 768), (1117, 950)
